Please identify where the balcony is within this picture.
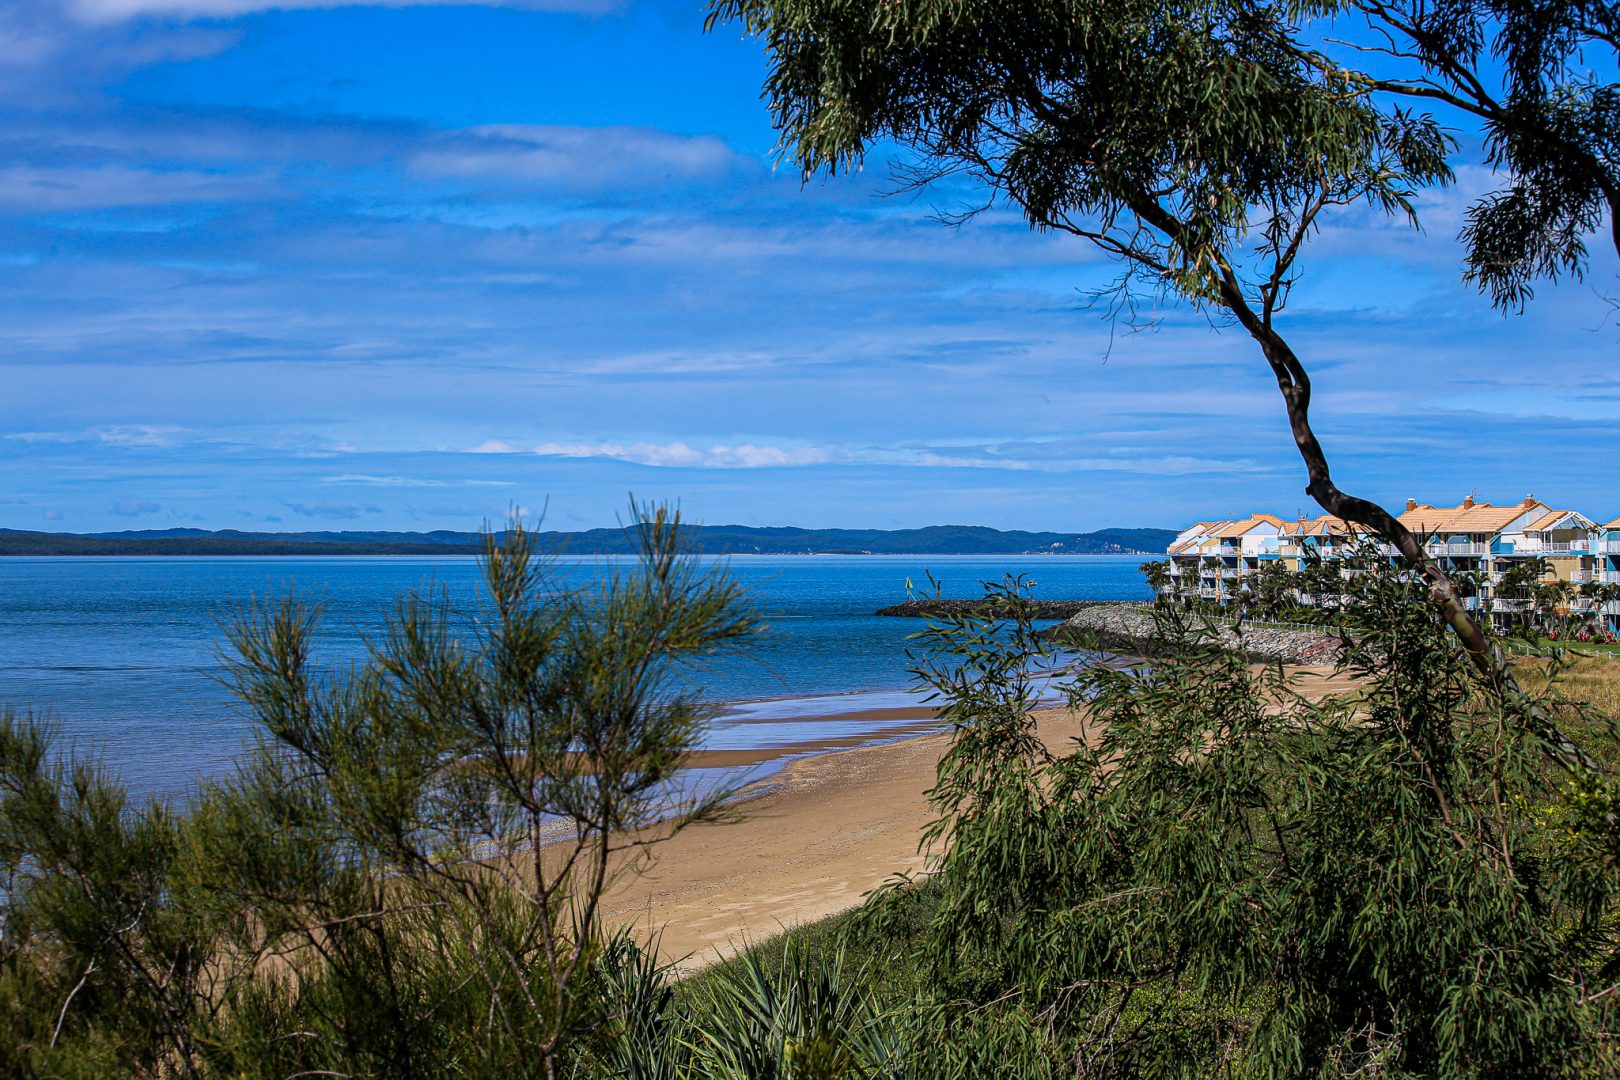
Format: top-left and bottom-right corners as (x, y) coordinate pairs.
(1602, 539), (1620, 555)
(1427, 541), (1487, 556)
(1513, 539), (1593, 555)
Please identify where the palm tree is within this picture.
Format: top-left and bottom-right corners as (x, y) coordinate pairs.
(1139, 560), (1172, 604)
(1495, 556), (1554, 638)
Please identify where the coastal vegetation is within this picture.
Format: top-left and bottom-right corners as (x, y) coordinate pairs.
(4, 2), (1618, 1076)
(0, 509), (762, 1078)
(598, 562), (1620, 1076)
(703, 0), (1614, 758)
(6, 516), (1620, 1075)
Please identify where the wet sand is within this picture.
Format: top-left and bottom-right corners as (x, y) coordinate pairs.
(683, 703), (940, 770)
(600, 663), (1361, 970)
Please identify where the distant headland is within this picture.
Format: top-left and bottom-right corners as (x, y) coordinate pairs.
(0, 525), (1176, 558)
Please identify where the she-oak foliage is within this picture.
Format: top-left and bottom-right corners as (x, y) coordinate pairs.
(0, 506), (761, 1079)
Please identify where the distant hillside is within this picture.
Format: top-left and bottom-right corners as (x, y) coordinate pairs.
(0, 525), (1176, 557)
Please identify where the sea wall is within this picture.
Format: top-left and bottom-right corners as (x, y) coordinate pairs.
(873, 599), (1098, 619)
(875, 598), (1345, 664)
(1053, 602), (1344, 665)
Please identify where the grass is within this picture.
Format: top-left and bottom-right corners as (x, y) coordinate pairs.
(1509, 654), (1620, 779)
(1516, 635), (1620, 658)
(1562, 656), (1620, 717)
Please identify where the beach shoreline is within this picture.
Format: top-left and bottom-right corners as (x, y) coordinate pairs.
(601, 661), (1359, 971)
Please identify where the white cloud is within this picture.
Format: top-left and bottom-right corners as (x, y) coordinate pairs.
(530, 440), (833, 469)
(283, 500), (382, 519)
(515, 433), (1264, 474)
(321, 473), (514, 487)
(413, 125), (738, 190)
(903, 451), (1273, 475)
(474, 436), (1271, 475)
(69, 1), (615, 23)
(0, 165), (271, 211)
(6, 424), (185, 446)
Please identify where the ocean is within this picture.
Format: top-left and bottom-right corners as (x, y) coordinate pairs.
(0, 553), (1150, 799)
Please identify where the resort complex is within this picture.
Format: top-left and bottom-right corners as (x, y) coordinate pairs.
(1161, 495), (1620, 634)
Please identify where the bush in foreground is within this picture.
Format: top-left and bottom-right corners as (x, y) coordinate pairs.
(586, 565), (1620, 1077)
(5, 532), (1620, 1077)
(0, 506), (757, 1079)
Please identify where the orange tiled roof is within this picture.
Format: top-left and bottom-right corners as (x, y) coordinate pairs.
(1210, 513), (1283, 538)
(1398, 498), (1546, 535)
(1169, 519), (1234, 554)
(1606, 517), (1620, 530)
(1280, 513), (1368, 537)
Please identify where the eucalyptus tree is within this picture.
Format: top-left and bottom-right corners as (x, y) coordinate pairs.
(1298, 0), (1620, 310)
(866, 547), (1620, 1076)
(707, 0), (1592, 753)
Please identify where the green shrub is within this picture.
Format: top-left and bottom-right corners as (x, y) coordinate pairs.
(861, 563), (1620, 1077)
(0, 506), (758, 1079)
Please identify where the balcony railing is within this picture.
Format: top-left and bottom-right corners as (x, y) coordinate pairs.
(1513, 540), (1592, 555)
(1427, 541), (1488, 556)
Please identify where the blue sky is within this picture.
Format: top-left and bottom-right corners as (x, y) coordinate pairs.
(2, 1), (1617, 534)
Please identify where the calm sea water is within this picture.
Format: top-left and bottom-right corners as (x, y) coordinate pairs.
(0, 554), (1149, 799)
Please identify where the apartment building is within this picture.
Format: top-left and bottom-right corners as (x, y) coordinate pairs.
(1160, 496), (1620, 632)
(1165, 514), (1283, 603)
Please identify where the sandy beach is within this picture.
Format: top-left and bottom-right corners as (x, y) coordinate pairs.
(601, 663), (1360, 970)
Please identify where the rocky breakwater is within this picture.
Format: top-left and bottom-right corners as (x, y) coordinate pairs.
(1053, 602), (1345, 665)
(873, 599), (1098, 620)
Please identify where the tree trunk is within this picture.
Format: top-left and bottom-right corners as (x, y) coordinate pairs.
(1214, 281), (1591, 768)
